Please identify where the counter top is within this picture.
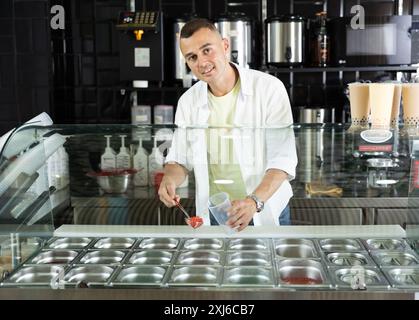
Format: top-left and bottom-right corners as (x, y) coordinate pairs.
(54, 224), (406, 238)
(0, 287), (414, 300)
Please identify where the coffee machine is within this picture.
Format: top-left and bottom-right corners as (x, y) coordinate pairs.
(117, 10), (164, 84)
(366, 157), (399, 188)
(346, 127), (410, 194)
(345, 80), (410, 193)
(352, 129), (397, 158)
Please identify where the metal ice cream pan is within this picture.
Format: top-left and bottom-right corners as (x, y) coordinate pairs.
(382, 267), (419, 288)
(226, 251), (271, 267)
(138, 238), (179, 249)
(408, 239), (419, 253)
(175, 251), (223, 266)
(182, 238), (224, 250)
(330, 267), (390, 289)
(2, 265), (65, 286)
(371, 251), (419, 267)
(318, 238), (364, 251)
(27, 250), (79, 265)
(93, 237), (136, 249)
(228, 238), (268, 250)
(274, 239), (318, 259)
(47, 237), (92, 249)
(63, 265), (115, 286)
(127, 250), (174, 265)
(324, 251), (375, 267)
(409, 239), (419, 251)
(222, 267), (274, 287)
(78, 250), (127, 264)
(364, 238), (407, 251)
(168, 266), (220, 286)
(17, 237), (45, 249)
(111, 266), (167, 286)
(276, 259), (331, 288)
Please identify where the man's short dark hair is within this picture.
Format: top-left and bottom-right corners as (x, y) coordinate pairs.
(180, 18), (218, 39)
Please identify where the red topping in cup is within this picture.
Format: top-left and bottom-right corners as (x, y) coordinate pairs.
(186, 216), (203, 229)
(87, 168), (138, 177)
(282, 276), (322, 285)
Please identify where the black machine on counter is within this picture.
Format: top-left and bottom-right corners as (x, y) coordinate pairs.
(351, 129), (400, 158)
(117, 11), (164, 82)
(347, 128), (410, 190)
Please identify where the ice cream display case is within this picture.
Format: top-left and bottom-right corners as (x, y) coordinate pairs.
(0, 123), (418, 299)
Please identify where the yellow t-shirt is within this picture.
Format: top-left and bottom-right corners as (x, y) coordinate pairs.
(207, 79), (247, 201)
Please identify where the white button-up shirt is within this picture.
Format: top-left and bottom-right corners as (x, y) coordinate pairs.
(166, 64), (298, 226)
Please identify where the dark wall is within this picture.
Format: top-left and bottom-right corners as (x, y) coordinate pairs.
(0, 0), (51, 134)
(0, 0), (417, 134)
(51, 0), (267, 125)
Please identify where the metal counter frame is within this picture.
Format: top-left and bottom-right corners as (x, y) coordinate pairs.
(1, 225), (417, 300)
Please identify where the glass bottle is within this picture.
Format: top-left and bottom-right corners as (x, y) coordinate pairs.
(311, 11), (330, 67)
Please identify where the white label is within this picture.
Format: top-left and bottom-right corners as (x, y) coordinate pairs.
(136, 115), (148, 122)
(412, 140), (419, 153)
(230, 30), (238, 37)
(117, 155), (130, 169)
(360, 129), (392, 144)
(134, 173), (148, 186)
(101, 156), (116, 170)
(154, 115), (163, 124)
(134, 48), (150, 67)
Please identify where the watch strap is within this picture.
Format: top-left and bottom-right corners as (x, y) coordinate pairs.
(247, 194), (264, 212)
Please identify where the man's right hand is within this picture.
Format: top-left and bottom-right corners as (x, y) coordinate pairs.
(158, 175), (179, 207)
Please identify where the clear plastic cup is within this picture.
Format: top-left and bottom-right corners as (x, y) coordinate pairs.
(369, 83), (395, 129)
(208, 192), (236, 233)
(391, 83), (402, 127)
(348, 82), (370, 127)
(402, 83), (419, 126)
(131, 105), (151, 125)
(154, 105), (174, 124)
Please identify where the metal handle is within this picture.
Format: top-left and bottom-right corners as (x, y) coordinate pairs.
(0, 172), (39, 218)
(18, 186), (56, 227)
(174, 199), (190, 219)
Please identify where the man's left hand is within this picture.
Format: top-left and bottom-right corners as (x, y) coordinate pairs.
(227, 198), (257, 231)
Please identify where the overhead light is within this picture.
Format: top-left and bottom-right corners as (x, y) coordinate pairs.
(376, 179), (397, 185)
(214, 179), (234, 185)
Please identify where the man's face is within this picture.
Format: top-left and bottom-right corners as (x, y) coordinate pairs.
(180, 28), (229, 84)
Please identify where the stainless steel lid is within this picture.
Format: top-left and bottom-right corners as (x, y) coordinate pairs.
(216, 12), (251, 22)
(265, 15), (305, 23)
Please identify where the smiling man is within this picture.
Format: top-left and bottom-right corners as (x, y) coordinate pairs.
(180, 21), (237, 96)
(158, 18), (297, 230)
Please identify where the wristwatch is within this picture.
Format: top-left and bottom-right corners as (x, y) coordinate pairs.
(247, 194), (264, 213)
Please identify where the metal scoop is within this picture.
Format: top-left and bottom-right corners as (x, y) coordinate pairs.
(174, 199), (190, 219)
(174, 199), (203, 228)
